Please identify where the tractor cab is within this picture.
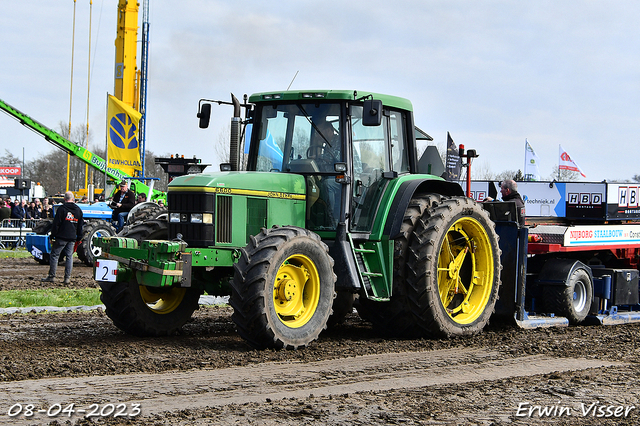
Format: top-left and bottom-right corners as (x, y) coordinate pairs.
(246, 91), (416, 235)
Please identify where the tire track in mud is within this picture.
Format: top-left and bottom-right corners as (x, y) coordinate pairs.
(0, 347), (621, 424)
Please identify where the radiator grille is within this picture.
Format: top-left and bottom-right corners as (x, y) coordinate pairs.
(216, 196), (232, 243)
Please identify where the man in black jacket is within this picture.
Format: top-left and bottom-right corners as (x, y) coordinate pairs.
(110, 180), (136, 231)
(485, 179), (526, 225)
(41, 191), (84, 284)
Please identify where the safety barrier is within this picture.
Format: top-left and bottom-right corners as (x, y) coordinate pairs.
(0, 218), (38, 249)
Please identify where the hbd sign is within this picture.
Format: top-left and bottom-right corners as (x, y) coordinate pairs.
(0, 166), (21, 175)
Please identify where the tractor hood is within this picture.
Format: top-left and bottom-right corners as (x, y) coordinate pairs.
(168, 171), (306, 198)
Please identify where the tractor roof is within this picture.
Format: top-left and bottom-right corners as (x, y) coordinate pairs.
(249, 90), (413, 112)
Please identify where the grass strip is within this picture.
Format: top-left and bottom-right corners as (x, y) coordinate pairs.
(0, 249), (32, 259)
(0, 288), (102, 308)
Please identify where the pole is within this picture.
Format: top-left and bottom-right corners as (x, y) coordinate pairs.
(67, 0), (77, 193)
(139, 0), (150, 178)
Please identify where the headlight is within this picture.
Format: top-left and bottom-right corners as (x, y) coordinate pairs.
(191, 213), (203, 223)
(203, 213), (213, 224)
(169, 213), (181, 223)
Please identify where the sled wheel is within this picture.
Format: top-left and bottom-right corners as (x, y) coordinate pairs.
(543, 268), (592, 324)
(231, 226), (336, 349)
(100, 279), (201, 336)
(407, 196), (501, 337)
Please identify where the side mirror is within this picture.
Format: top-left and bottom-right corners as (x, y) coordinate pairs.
(198, 103), (211, 128)
(362, 99), (382, 126)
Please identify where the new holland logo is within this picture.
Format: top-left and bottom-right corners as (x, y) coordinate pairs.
(109, 113), (139, 150)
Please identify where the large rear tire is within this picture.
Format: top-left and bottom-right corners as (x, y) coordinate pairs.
(355, 196), (433, 336)
(118, 219), (168, 243)
(119, 203), (168, 235)
(100, 279), (201, 336)
(231, 226), (336, 349)
(406, 196), (501, 337)
(77, 220), (117, 266)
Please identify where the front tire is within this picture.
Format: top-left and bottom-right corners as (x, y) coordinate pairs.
(100, 279), (201, 336)
(99, 217), (198, 337)
(406, 196), (501, 337)
(231, 226), (336, 349)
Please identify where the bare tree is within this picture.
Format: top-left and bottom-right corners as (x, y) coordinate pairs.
(548, 165), (581, 181)
(0, 149), (21, 166)
(472, 160), (496, 180)
(213, 123), (231, 165)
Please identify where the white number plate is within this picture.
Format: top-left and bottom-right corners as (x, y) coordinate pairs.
(95, 260), (118, 282)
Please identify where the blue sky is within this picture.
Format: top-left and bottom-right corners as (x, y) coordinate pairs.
(1, 1), (638, 182)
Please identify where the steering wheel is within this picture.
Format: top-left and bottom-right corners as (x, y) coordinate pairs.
(306, 145), (324, 159)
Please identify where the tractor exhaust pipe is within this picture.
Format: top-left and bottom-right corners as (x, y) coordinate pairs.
(229, 93), (241, 171)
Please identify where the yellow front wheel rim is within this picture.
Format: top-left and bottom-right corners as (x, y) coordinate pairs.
(272, 254), (320, 328)
(139, 286), (187, 314)
(436, 217), (494, 324)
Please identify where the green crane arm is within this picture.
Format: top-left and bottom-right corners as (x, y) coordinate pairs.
(0, 97), (130, 182)
(0, 97), (167, 202)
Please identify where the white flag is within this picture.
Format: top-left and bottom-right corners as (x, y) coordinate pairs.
(524, 139), (541, 181)
(559, 144), (586, 178)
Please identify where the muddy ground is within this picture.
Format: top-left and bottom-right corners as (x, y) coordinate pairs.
(0, 256), (639, 425)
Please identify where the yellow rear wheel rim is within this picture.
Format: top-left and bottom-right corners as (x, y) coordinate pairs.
(139, 286), (186, 314)
(272, 254), (320, 328)
(436, 217), (494, 324)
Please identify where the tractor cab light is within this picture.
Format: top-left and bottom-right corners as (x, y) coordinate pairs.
(262, 93), (282, 100)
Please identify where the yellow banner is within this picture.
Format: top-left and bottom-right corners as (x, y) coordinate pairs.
(107, 94), (142, 176)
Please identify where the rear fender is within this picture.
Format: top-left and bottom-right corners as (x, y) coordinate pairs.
(536, 258), (593, 288)
(383, 179), (464, 240)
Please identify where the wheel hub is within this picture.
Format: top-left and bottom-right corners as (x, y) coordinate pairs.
(272, 254), (320, 328)
(437, 219), (494, 325)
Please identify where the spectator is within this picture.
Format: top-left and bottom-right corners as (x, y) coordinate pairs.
(110, 181), (135, 230)
(0, 200), (10, 222)
(79, 196), (89, 204)
(34, 198), (43, 218)
(484, 179), (526, 225)
(41, 191), (84, 284)
(27, 201), (41, 220)
(136, 193), (147, 204)
(11, 199), (27, 222)
(157, 199), (165, 207)
(41, 198), (54, 219)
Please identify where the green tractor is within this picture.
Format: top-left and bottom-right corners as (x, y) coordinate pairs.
(94, 90), (501, 349)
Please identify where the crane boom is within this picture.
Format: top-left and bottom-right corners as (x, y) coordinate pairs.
(114, 0), (139, 110)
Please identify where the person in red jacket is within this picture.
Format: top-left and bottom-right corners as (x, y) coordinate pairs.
(110, 180), (136, 230)
(41, 191), (84, 284)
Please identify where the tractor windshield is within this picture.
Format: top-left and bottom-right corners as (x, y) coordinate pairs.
(248, 102), (343, 230)
(248, 102), (342, 173)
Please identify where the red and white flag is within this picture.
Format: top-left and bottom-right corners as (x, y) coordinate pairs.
(559, 145), (586, 177)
